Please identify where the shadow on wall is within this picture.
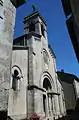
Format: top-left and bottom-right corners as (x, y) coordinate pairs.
(62, 99), (79, 120)
(72, 98), (79, 120)
(0, 110), (7, 120)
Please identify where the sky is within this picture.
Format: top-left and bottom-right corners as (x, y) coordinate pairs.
(14, 0), (79, 77)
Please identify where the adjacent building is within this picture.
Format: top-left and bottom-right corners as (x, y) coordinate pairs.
(1, 1), (78, 119)
(57, 70), (79, 117)
(8, 11), (66, 120)
(0, 0), (26, 119)
(61, 0), (79, 62)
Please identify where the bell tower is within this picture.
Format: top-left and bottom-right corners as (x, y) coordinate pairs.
(24, 11), (48, 40)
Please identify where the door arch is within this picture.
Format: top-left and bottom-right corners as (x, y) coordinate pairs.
(40, 71), (54, 90)
(40, 72), (55, 116)
(43, 77), (52, 115)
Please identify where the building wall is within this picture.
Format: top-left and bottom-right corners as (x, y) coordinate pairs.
(70, 0), (79, 32)
(57, 72), (77, 111)
(8, 48), (28, 120)
(61, 0), (79, 61)
(8, 36), (66, 120)
(57, 79), (66, 116)
(60, 81), (76, 110)
(27, 33), (66, 119)
(0, 0), (16, 110)
(70, 0), (79, 62)
(8, 12), (66, 120)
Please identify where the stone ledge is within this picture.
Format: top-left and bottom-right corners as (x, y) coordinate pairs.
(28, 84), (46, 92)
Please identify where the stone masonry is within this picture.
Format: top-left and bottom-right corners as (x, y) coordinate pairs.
(0, 1), (26, 119)
(0, 0), (16, 111)
(8, 11), (66, 120)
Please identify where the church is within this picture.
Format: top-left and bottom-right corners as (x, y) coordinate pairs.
(8, 11), (66, 120)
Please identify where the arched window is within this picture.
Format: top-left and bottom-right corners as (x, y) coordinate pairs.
(29, 23), (35, 32)
(11, 66), (22, 91)
(43, 78), (52, 114)
(12, 69), (20, 91)
(43, 78), (51, 90)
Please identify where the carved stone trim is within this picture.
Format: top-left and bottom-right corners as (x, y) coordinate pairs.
(47, 91), (60, 95)
(0, 16), (3, 19)
(0, 0), (3, 6)
(28, 84), (46, 92)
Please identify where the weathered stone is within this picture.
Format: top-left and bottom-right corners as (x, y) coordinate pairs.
(8, 11), (66, 120)
(0, 0), (16, 111)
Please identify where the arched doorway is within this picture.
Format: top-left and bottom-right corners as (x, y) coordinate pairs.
(43, 78), (52, 116)
(11, 65), (23, 91)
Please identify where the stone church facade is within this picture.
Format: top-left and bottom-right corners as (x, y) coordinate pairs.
(8, 11), (66, 120)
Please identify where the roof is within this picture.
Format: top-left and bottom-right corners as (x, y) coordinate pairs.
(57, 71), (79, 83)
(24, 11), (47, 26)
(13, 45), (28, 50)
(13, 32), (41, 46)
(14, 34), (27, 41)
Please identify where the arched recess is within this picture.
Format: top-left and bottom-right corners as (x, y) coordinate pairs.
(11, 65), (23, 91)
(43, 78), (52, 91)
(43, 77), (52, 114)
(40, 71), (54, 91)
(12, 65), (22, 77)
(40, 72), (55, 115)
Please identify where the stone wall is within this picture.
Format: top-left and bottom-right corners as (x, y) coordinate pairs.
(8, 48), (28, 120)
(0, 0), (16, 110)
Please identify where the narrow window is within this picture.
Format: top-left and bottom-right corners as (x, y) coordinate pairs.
(29, 23), (35, 32)
(41, 24), (45, 37)
(12, 69), (20, 91)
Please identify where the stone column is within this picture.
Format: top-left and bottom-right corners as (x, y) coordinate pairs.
(59, 93), (64, 115)
(62, 90), (66, 115)
(48, 94), (52, 116)
(54, 95), (60, 117)
(45, 94), (49, 117)
(52, 95), (55, 116)
(28, 89), (34, 117)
